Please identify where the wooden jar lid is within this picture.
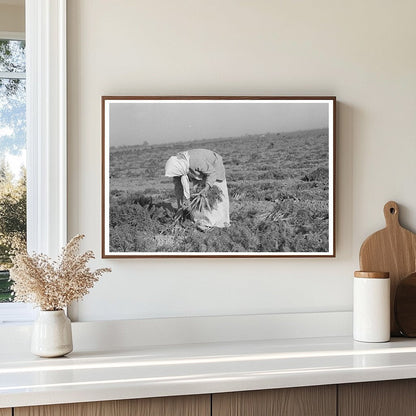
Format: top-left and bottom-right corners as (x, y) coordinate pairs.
(354, 271), (390, 279)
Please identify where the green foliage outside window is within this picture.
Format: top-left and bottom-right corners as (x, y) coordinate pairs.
(0, 39), (27, 302)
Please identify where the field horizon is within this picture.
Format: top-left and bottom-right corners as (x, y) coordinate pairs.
(110, 127), (328, 151)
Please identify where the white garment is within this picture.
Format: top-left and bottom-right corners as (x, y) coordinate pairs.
(164, 151), (190, 198)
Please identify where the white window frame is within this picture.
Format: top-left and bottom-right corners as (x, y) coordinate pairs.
(0, 0), (67, 324)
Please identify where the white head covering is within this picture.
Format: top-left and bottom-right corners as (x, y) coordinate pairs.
(164, 151), (191, 199)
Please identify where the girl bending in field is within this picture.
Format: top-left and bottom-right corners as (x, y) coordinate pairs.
(164, 149), (230, 231)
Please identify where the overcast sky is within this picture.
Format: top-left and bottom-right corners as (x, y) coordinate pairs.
(109, 101), (329, 146)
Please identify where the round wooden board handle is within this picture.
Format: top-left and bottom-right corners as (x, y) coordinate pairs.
(384, 201), (400, 228)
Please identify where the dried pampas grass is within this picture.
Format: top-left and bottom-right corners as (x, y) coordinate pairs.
(10, 234), (111, 311)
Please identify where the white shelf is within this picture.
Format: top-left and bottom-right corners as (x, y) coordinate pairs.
(2, 336), (416, 408)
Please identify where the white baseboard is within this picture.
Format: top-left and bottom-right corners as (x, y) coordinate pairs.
(0, 311), (352, 353)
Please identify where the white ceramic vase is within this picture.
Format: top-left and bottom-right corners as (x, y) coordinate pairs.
(31, 310), (73, 357)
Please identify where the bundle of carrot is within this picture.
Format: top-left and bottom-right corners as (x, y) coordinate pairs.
(173, 186), (223, 224)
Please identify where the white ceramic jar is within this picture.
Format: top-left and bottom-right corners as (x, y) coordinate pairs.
(353, 271), (390, 343)
(31, 310), (73, 357)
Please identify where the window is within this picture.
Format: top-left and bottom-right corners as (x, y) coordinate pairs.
(0, 35), (26, 302)
(0, 32), (34, 322)
(0, 1), (67, 324)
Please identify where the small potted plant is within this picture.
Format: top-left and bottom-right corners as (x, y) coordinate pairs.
(10, 234), (111, 357)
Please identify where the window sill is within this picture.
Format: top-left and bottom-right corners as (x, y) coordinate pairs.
(0, 303), (36, 324)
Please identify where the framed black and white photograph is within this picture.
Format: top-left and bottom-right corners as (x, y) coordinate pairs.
(102, 96), (335, 258)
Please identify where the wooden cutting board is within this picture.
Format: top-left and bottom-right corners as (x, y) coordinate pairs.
(359, 201), (416, 336)
(395, 272), (416, 337)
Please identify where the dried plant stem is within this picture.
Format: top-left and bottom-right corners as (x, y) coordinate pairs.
(10, 234), (111, 311)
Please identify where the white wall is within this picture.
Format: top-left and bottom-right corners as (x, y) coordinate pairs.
(67, 0), (416, 322)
